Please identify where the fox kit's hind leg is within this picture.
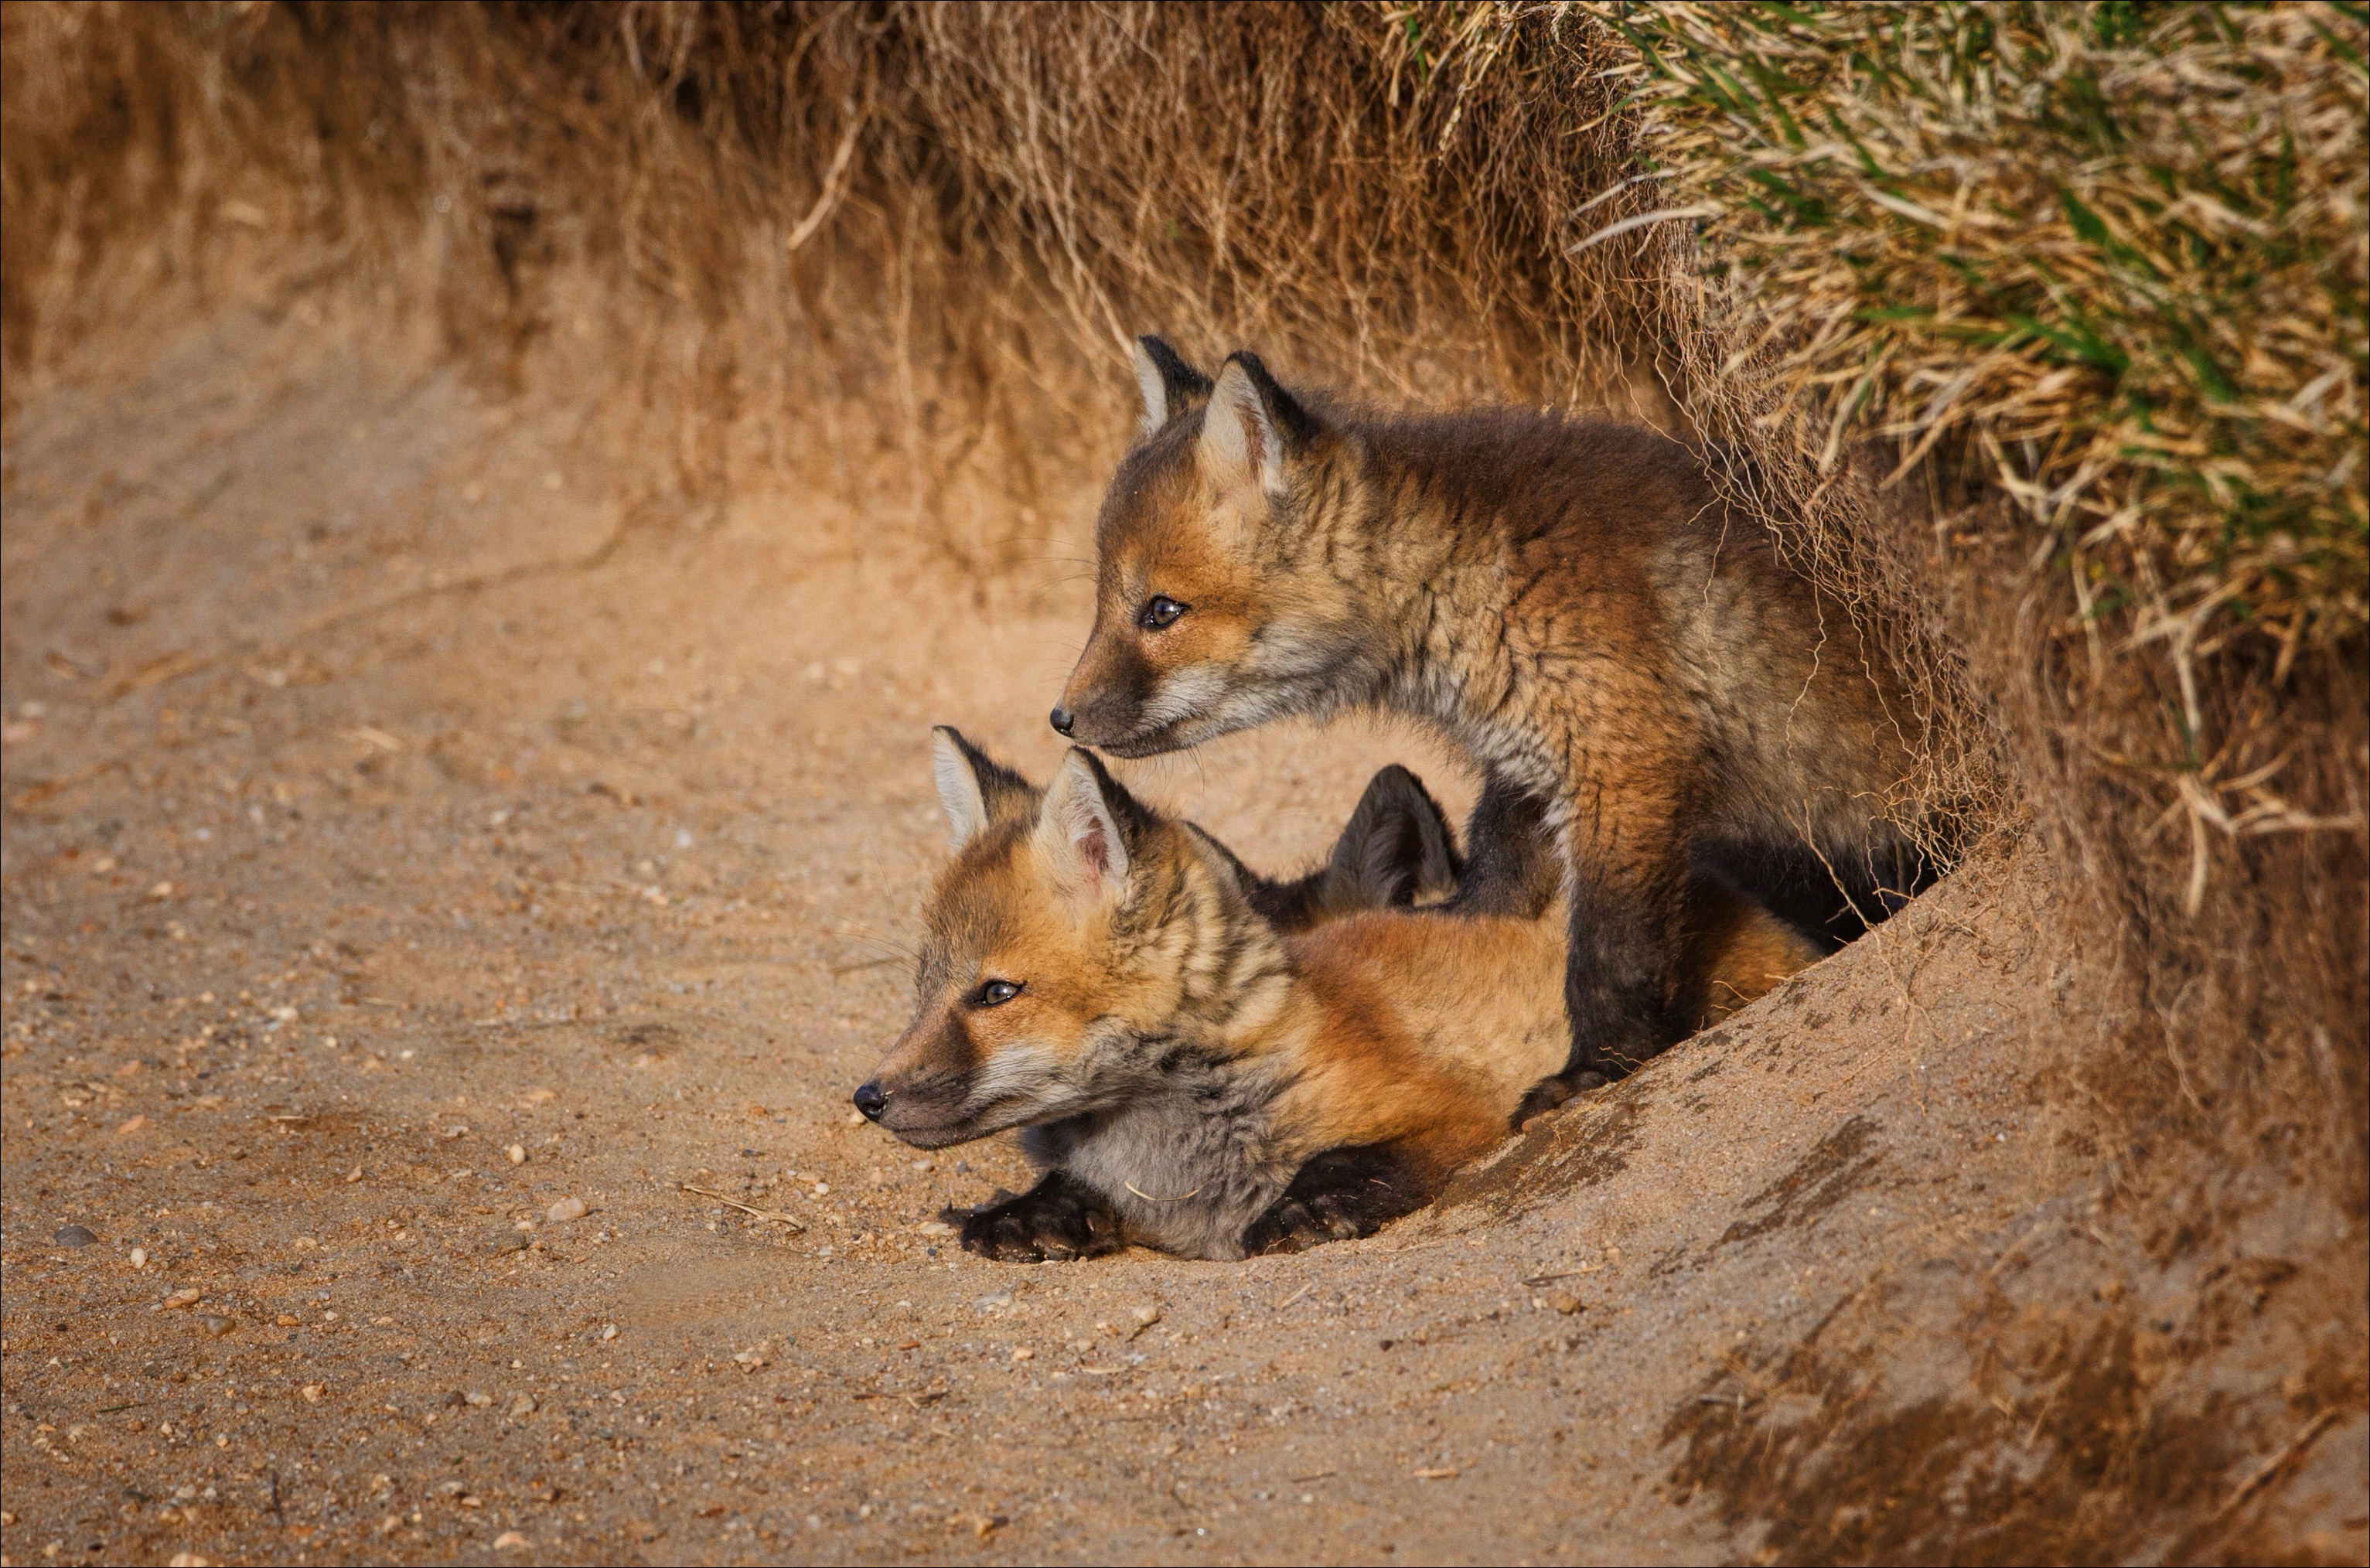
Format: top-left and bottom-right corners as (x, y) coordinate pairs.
(1696, 833), (1939, 950)
(1240, 1146), (1434, 1255)
(950, 1171), (1127, 1263)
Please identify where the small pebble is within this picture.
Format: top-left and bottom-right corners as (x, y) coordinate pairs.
(300, 1383), (325, 1402)
(546, 1196), (587, 1224)
(508, 1394), (536, 1416)
(200, 1314), (234, 1336)
(465, 1389), (493, 1407)
(493, 1232), (527, 1254)
(129, 1247), (148, 1268)
(117, 1115), (148, 1136)
(1550, 1291), (1583, 1316)
(493, 1532), (531, 1551)
(164, 1287), (201, 1309)
(506, 1144), (526, 1165)
(53, 1225), (97, 1248)
(598, 1324), (619, 1341)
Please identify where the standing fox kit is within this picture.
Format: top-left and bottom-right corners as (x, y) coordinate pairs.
(854, 729), (1814, 1262)
(1053, 338), (1930, 1101)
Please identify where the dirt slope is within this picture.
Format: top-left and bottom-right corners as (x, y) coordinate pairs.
(2, 305), (2361, 1566)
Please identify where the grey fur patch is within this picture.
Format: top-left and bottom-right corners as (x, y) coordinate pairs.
(1025, 1051), (1304, 1261)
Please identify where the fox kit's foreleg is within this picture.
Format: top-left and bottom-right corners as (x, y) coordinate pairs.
(1542, 720), (1697, 1096)
(1240, 1145), (1435, 1256)
(1441, 765), (1693, 1116)
(950, 1171), (1128, 1263)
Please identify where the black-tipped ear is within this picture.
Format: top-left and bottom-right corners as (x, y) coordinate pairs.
(1325, 765), (1460, 909)
(1222, 352), (1321, 452)
(1201, 351), (1323, 498)
(930, 726), (1040, 850)
(1035, 748), (1153, 898)
(1134, 335), (1214, 437)
(1069, 748), (1158, 844)
(1236, 764), (1464, 932)
(1454, 775), (1559, 919)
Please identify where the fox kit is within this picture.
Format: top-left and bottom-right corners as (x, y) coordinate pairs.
(1052, 337), (1932, 1104)
(853, 728), (1816, 1262)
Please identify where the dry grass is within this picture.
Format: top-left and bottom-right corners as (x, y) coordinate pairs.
(1620, 3), (2366, 667)
(1, 2), (1683, 564)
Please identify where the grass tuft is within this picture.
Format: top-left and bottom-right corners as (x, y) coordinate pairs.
(1612, 0), (2366, 675)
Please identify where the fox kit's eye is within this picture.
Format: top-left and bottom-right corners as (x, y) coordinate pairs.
(1138, 595), (1188, 631)
(974, 979), (1023, 1007)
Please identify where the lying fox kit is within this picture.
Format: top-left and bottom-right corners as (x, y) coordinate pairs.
(1055, 338), (1934, 1103)
(854, 728), (1815, 1262)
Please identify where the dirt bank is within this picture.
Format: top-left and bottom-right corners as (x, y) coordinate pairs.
(2, 304), (2362, 1566)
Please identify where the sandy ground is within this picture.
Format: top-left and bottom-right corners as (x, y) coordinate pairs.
(2, 303), (2364, 1566)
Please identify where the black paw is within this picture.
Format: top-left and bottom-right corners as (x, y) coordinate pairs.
(1240, 1191), (1377, 1256)
(1512, 1070), (1609, 1128)
(950, 1173), (1125, 1263)
(1241, 1144), (1430, 1256)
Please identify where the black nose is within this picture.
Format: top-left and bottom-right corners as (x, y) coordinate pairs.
(851, 1081), (886, 1120)
(1049, 707), (1074, 735)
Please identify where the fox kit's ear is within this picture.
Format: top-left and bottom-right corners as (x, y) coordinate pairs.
(1134, 335), (1212, 438)
(1034, 749), (1132, 902)
(1326, 765), (1461, 908)
(1201, 351), (1315, 501)
(929, 726), (1037, 851)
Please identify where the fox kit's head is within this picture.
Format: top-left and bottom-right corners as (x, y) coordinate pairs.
(1053, 338), (1365, 758)
(853, 728), (1280, 1149)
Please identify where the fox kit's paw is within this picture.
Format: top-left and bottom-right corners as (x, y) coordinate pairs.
(1512, 1070), (1609, 1128)
(953, 1171), (1126, 1263)
(1241, 1144), (1431, 1256)
(1242, 1190), (1377, 1254)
